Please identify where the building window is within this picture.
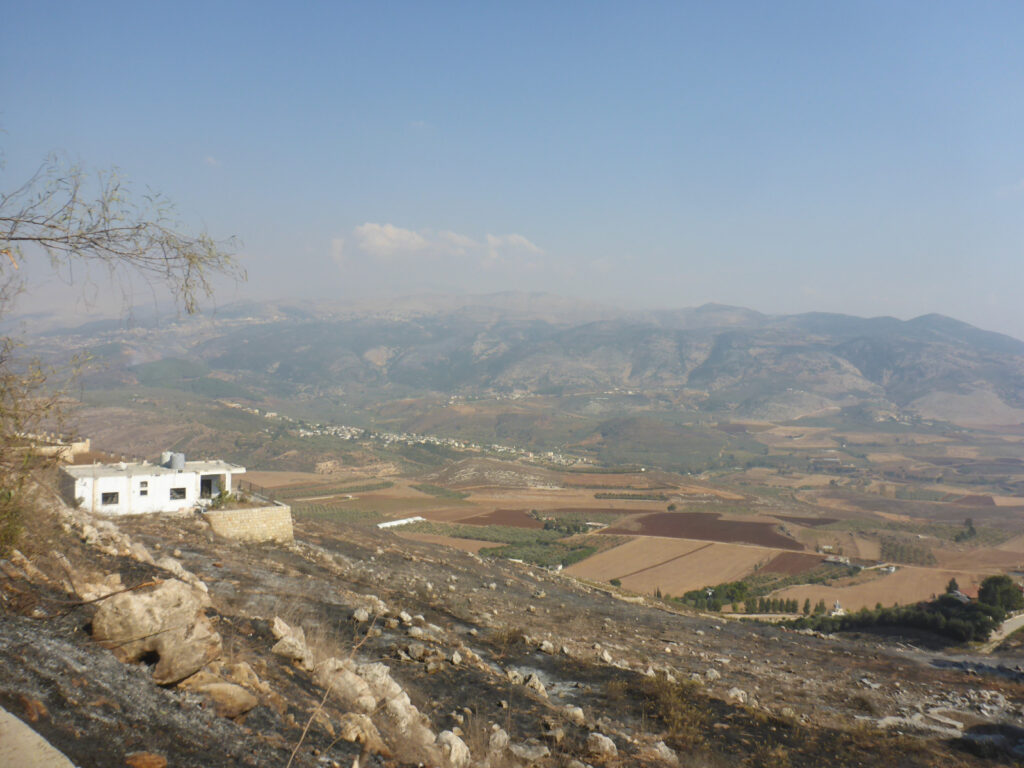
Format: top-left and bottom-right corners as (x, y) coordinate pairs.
(140, 489), (148, 497)
(139, 480), (148, 497)
(169, 487), (186, 500)
(139, 481), (148, 488)
(101, 492), (119, 505)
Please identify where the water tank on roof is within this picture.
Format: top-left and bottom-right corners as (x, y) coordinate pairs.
(169, 452), (186, 470)
(161, 451), (173, 466)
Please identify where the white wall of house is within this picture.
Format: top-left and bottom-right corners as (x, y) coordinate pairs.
(63, 460), (243, 515)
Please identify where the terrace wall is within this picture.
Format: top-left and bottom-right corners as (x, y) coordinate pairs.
(204, 503), (294, 544)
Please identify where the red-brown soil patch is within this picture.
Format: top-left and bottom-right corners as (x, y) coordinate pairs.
(774, 515), (839, 528)
(762, 552), (824, 575)
(460, 508), (544, 528)
(602, 512), (802, 550)
(950, 494), (996, 506)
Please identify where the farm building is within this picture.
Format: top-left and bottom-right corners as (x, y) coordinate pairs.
(60, 452), (245, 516)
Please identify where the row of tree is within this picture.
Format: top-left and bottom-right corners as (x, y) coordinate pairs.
(788, 575), (1024, 643)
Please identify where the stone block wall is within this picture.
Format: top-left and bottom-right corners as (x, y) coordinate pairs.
(204, 504), (294, 544)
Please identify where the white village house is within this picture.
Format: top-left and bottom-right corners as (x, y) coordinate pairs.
(60, 451), (246, 515)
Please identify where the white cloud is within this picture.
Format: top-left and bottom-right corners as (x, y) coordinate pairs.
(485, 233), (543, 261)
(204, 155), (221, 167)
(351, 223), (543, 265)
(438, 230), (480, 254)
(354, 223), (429, 257)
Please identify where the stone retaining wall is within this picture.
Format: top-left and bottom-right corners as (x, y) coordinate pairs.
(204, 504), (293, 544)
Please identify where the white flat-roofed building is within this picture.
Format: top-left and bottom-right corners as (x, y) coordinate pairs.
(60, 452), (246, 515)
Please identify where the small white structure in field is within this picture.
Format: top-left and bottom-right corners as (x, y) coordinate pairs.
(377, 516), (426, 529)
(60, 451), (245, 516)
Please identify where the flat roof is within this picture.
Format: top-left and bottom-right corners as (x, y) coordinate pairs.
(62, 460), (246, 479)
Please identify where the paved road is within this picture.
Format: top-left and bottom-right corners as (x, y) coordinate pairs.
(0, 706), (77, 768)
(980, 611), (1024, 653)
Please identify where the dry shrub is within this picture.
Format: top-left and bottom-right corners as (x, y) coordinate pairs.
(605, 678), (630, 702)
(746, 743), (791, 768)
(489, 625), (525, 656)
(637, 673), (709, 749)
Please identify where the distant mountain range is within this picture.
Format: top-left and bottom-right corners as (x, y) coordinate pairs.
(35, 293), (1024, 427)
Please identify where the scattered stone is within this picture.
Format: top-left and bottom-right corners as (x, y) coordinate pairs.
(524, 673), (547, 698)
(727, 687), (747, 705)
(539, 640), (555, 654)
(488, 725), (510, 753)
(269, 617), (313, 670)
(649, 740), (678, 765)
(129, 542), (155, 565)
(9, 550), (47, 583)
(705, 668), (721, 682)
(407, 643), (427, 661)
(223, 662), (269, 694)
(437, 730), (471, 768)
(563, 705), (586, 726)
(586, 732), (617, 757)
(352, 607), (370, 623)
(510, 741), (551, 763)
(197, 683), (258, 718)
(336, 713), (391, 763)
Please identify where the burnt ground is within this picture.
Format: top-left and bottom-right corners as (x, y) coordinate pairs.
(3, 505), (1024, 767)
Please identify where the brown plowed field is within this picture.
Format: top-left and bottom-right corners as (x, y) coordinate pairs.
(460, 508), (544, 528)
(602, 512), (802, 550)
(762, 552), (823, 575)
(566, 537), (774, 595)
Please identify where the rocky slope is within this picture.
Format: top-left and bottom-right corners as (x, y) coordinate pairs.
(3, 497), (1024, 766)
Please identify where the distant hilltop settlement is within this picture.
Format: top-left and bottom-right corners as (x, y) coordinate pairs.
(42, 436), (293, 544)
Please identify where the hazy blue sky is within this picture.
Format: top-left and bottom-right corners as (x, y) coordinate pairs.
(3, 2), (1023, 337)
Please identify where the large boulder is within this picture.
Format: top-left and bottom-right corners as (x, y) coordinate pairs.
(313, 658), (377, 714)
(92, 579), (221, 685)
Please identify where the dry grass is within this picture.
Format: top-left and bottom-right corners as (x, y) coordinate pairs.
(635, 674), (709, 751)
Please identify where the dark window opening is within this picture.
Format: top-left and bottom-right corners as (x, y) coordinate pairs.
(140, 490), (148, 496)
(101, 492), (119, 505)
(200, 477), (213, 499)
(169, 487), (186, 500)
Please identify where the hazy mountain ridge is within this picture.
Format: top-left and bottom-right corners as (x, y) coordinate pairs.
(36, 296), (1024, 427)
